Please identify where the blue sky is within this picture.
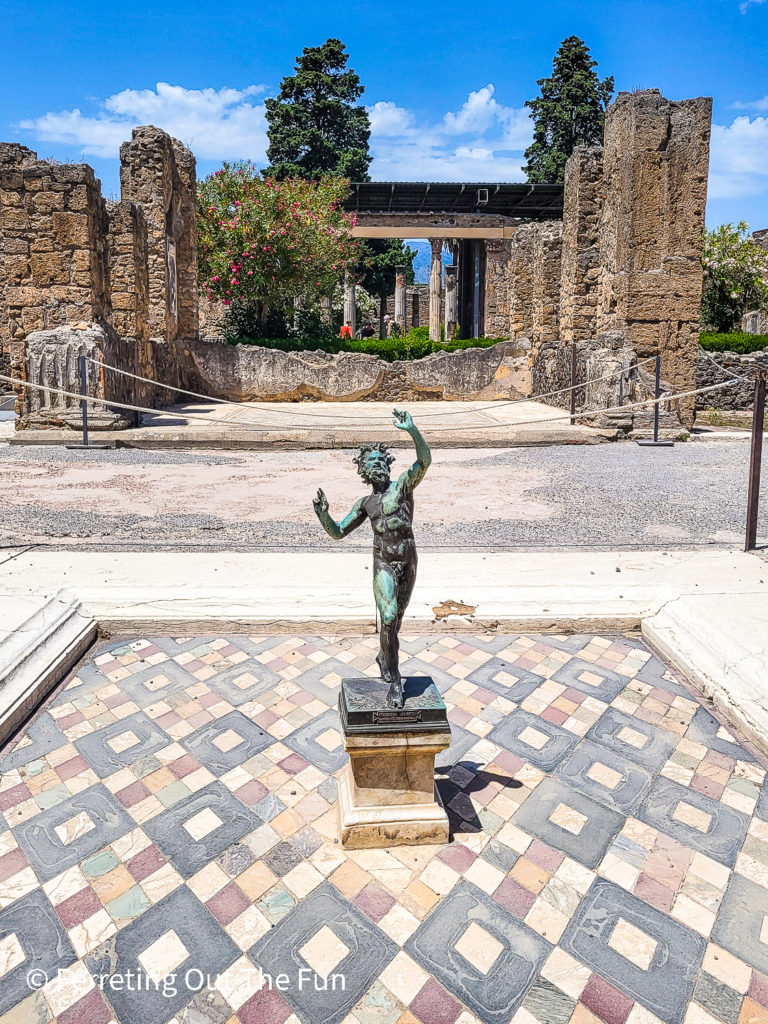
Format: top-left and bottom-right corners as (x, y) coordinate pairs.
(1, 0), (767, 229)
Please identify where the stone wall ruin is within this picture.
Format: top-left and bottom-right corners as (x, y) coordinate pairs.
(0, 127), (197, 426)
(482, 89), (711, 426)
(0, 87), (712, 430)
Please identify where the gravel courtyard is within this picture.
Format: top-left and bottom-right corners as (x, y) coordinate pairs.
(0, 439), (764, 551)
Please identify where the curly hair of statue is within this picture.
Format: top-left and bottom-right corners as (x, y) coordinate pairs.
(352, 442), (395, 476)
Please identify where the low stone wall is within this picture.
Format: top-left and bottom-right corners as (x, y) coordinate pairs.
(696, 347), (768, 409)
(161, 337), (532, 403)
(19, 323), (137, 429)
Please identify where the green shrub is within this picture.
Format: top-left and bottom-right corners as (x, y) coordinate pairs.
(700, 332), (768, 354)
(227, 329), (508, 362)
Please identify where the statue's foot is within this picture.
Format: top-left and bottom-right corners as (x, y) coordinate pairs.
(377, 652), (392, 684)
(386, 677), (405, 709)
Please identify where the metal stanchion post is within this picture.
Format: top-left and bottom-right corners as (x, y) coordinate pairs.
(637, 354), (674, 447)
(80, 353), (89, 447)
(66, 353), (110, 450)
(570, 344), (577, 425)
(745, 369), (766, 552)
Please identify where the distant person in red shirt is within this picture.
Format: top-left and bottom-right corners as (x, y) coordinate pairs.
(339, 321), (353, 340)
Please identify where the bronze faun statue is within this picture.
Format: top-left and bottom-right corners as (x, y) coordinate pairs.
(313, 409), (431, 709)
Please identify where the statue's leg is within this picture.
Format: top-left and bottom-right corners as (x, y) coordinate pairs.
(394, 555), (417, 632)
(373, 568), (403, 708)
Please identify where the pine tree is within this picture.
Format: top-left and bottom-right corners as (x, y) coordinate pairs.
(523, 37), (614, 183)
(264, 38), (372, 181)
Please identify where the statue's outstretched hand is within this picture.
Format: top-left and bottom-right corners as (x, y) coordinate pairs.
(393, 408), (414, 432)
(313, 488), (329, 517)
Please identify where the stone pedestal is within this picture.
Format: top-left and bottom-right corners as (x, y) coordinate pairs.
(338, 677), (451, 849)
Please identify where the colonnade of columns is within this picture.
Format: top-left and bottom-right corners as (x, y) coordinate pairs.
(341, 237), (484, 342)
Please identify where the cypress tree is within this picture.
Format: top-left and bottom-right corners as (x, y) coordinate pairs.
(523, 37), (614, 183)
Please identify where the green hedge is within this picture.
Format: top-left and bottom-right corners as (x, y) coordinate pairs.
(700, 332), (768, 354)
(228, 329), (508, 362)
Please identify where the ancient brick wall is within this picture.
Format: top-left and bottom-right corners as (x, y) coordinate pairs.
(560, 146), (603, 345)
(0, 144), (111, 390)
(530, 221), (564, 396)
(484, 240), (513, 338)
(385, 286), (437, 331)
(596, 90), (712, 425)
(119, 126), (198, 343)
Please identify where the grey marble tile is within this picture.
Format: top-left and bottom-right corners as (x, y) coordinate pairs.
(0, 889), (77, 1016)
(181, 710), (273, 776)
(637, 776), (749, 867)
(466, 657), (545, 703)
(555, 739), (653, 813)
(561, 877), (706, 1024)
(75, 710), (169, 778)
(143, 781), (261, 878)
(0, 713), (66, 772)
(249, 882), (397, 1024)
(85, 884), (239, 1024)
(203, 659), (282, 706)
(586, 706), (677, 772)
(687, 707), (756, 763)
(488, 709), (579, 772)
(13, 783), (133, 882)
(512, 777), (624, 869)
(552, 658), (627, 703)
(405, 880), (550, 1024)
(712, 872), (768, 974)
(282, 707), (347, 774)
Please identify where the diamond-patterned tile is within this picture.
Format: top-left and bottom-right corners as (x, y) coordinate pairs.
(1, 630), (765, 1024)
(406, 879), (550, 1023)
(249, 881), (397, 1024)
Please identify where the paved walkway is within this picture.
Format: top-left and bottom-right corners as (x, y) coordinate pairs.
(0, 439), (763, 549)
(8, 399), (616, 449)
(1, 631), (767, 1024)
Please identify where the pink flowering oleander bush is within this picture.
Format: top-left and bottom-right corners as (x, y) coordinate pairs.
(702, 222), (768, 332)
(197, 162), (361, 325)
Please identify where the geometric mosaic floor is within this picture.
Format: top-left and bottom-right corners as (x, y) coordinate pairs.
(1, 633), (768, 1024)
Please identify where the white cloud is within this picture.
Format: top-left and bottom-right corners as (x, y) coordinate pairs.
(732, 95), (768, 111)
(443, 85), (503, 134)
(19, 79), (533, 182)
(709, 115), (768, 199)
(740, 0), (765, 11)
(367, 101), (416, 137)
(368, 84), (532, 182)
(18, 82), (269, 161)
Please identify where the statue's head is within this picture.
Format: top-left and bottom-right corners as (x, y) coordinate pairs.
(354, 442), (394, 485)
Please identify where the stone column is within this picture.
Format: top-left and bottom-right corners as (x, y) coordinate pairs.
(343, 273), (356, 337)
(444, 265), (458, 340)
(394, 266), (407, 330)
(428, 239), (443, 343)
(320, 295), (332, 325)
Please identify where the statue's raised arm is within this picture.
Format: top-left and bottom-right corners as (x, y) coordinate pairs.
(312, 488), (367, 540)
(392, 408), (431, 490)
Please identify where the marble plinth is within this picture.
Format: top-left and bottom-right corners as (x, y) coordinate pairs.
(338, 677), (451, 849)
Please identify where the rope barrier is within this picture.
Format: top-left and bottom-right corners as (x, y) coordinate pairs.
(86, 353), (659, 424)
(699, 347), (759, 385)
(0, 372), (740, 434)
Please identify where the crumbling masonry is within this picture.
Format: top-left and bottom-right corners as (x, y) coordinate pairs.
(482, 90), (712, 426)
(0, 127), (197, 425)
(0, 88), (711, 428)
